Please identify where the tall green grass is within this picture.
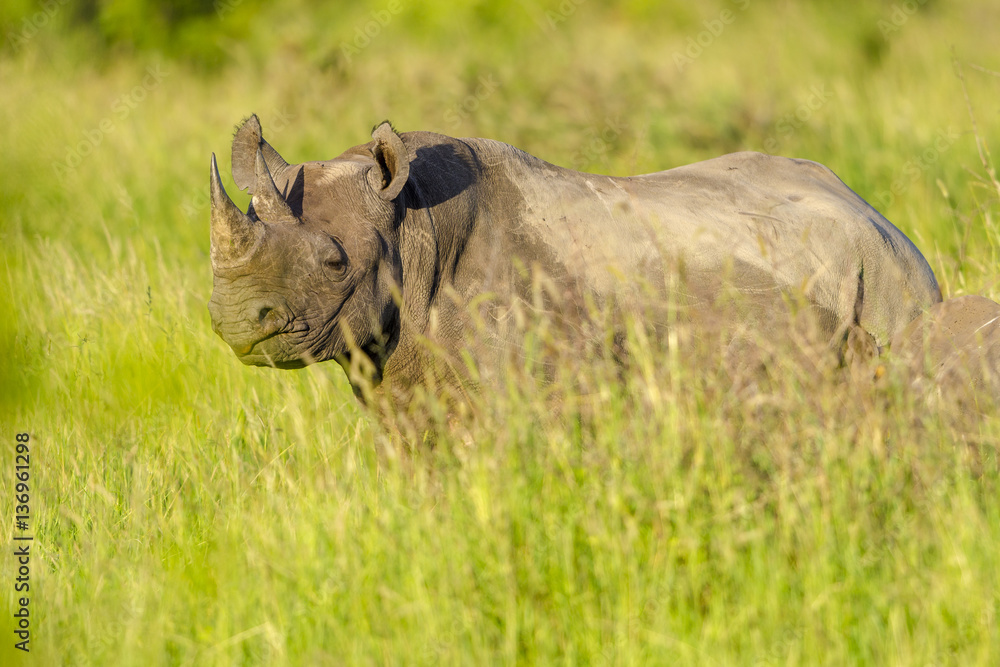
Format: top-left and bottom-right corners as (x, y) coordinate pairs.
(2, 0), (999, 664)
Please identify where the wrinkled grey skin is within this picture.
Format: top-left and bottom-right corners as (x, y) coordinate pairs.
(208, 115), (942, 404)
(892, 295), (1000, 400)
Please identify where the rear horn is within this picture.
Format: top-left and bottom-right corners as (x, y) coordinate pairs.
(251, 146), (297, 224)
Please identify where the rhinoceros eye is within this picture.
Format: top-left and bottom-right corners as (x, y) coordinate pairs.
(323, 237), (348, 279)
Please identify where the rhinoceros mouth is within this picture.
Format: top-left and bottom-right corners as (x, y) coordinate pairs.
(240, 351), (309, 369)
(224, 283), (357, 369)
(231, 329), (281, 357)
(235, 339), (308, 368)
(234, 307), (351, 368)
(232, 320), (313, 367)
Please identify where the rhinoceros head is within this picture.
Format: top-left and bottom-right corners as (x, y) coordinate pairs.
(208, 115), (409, 375)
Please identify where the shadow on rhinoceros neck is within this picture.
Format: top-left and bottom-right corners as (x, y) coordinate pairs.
(403, 143), (478, 209)
(284, 166), (306, 218)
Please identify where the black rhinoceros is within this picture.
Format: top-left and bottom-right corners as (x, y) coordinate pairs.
(207, 115), (941, 406)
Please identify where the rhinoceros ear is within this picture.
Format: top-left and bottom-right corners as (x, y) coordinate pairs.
(232, 114), (291, 194)
(370, 121), (410, 201)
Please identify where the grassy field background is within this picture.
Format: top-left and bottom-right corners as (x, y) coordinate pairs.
(2, 0), (999, 664)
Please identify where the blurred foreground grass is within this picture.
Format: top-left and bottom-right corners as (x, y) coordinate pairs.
(2, 0), (999, 664)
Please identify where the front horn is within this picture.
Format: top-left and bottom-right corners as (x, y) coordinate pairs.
(251, 146), (297, 224)
(210, 153), (261, 266)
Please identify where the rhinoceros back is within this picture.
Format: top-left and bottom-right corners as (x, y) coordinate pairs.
(468, 141), (940, 347)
